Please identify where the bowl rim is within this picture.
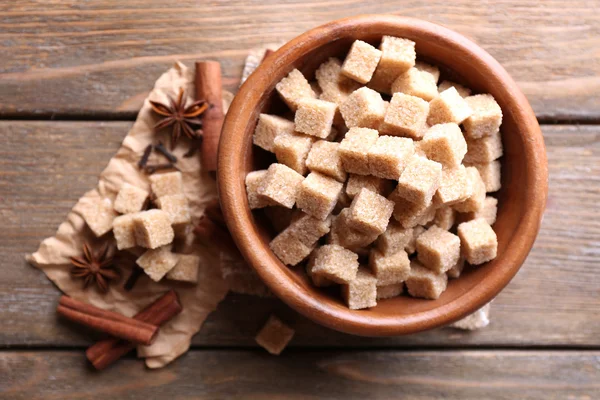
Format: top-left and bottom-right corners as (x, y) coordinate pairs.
(218, 15), (548, 336)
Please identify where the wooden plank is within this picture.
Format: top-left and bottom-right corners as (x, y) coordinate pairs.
(0, 1), (599, 119)
(0, 121), (598, 347)
(1, 350), (599, 399)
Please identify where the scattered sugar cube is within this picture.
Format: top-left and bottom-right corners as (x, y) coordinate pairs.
(273, 131), (315, 175)
(427, 87), (473, 126)
(457, 218), (498, 265)
(294, 98), (337, 139)
(133, 209), (174, 249)
(414, 61), (440, 83)
(438, 80), (471, 98)
(149, 171), (184, 199)
(78, 194), (116, 237)
(296, 172), (343, 220)
(136, 245), (179, 282)
(405, 261), (448, 299)
(347, 188), (394, 235)
(309, 244), (359, 284)
(369, 36), (416, 94)
(112, 214), (137, 250)
(346, 174), (394, 199)
(433, 206), (456, 231)
(434, 165), (469, 206)
(396, 155), (442, 205)
(376, 221), (414, 255)
(257, 163), (304, 209)
(306, 141), (347, 182)
(286, 212), (331, 245)
(419, 123), (467, 167)
(391, 67), (438, 101)
(253, 114), (295, 152)
(388, 189), (433, 229)
(264, 206), (296, 233)
(416, 226), (461, 273)
(406, 226), (426, 254)
(338, 127), (379, 175)
(379, 93), (429, 139)
(316, 58), (362, 104)
(275, 68), (317, 111)
(270, 229), (315, 266)
(447, 257), (465, 279)
(156, 194), (191, 228)
(341, 40), (382, 84)
(463, 94), (503, 139)
(467, 160), (501, 192)
(255, 315), (295, 355)
(453, 167), (486, 213)
(369, 249), (410, 285)
(246, 170), (274, 209)
(114, 183), (148, 214)
(167, 254), (200, 283)
(339, 87), (386, 129)
(342, 267), (378, 310)
(368, 136), (415, 179)
(328, 208), (379, 250)
(462, 196), (498, 225)
(463, 130), (503, 163)
(376, 282), (405, 300)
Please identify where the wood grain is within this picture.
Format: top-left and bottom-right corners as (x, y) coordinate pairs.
(1, 350), (599, 399)
(0, 1), (599, 119)
(0, 121), (598, 347)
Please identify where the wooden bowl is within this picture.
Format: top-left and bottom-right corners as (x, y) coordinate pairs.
(218, 15), (548, 336)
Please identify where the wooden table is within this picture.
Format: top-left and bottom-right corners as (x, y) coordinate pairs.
(1, 1), (599, 398)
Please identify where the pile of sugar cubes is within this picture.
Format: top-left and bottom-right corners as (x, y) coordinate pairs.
(247, 36), (502, 310)
(79, 171), (201, 284)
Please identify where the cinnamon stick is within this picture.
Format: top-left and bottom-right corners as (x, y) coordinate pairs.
(57, 296), (159, 346)
(194, 214), (240, 257)
(195, 61), (224, 173)
(86, 290), (182, 370)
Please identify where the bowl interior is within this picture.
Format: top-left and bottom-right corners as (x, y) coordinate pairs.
(220, 16), (546, 336)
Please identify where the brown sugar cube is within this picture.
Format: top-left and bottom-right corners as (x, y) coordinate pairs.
(388, 189), (433, 229)
(166, 254), (200, 283)
(78, 193), (117, 237)
(434, 165), (469, 206)
(369, 36), (416, 94)
(306, 259), (335, 287)
(427, 87), (473, 126)
(406, 225), (426, 254)
(453, 167), (486, 213)
(333, 189), (352, 214)
(306, 140), (347, 182)
(255, 315), (295, 355)
(380, 93), (429, 139)
(447, 257), (466, 279)
(149, 171), (184, 199)
(417, 204), (437, 226)
(328, 209), (379, 250)
(294, 98), (337, 139)
(376, 221), (413, 255)
(309, 244), (359, 284)
(461, 196), (498, 226)
(338, 127), (379, 175)
(457, 218), (498, 265)
(253, 114), (295, 152)
(376, 282), (405, 300)
(467, 160), (501, 192)
(339, 87), (386, 129)
(391, 67), (438, 101)
(416, 226), (461, 273)
(346, 174), (393, 199)
(136, 245), (179, 282)
(438, 80), (471, 98)
(133, 209), (174, 249)
(414, 61), (440, 83)
(419, 123), (467, 167)
(463, 94), (503, 139)
(287, 212), (332, 245)
(341, 267), (378, 310)
(433, 206), (456, 231)
(396, 155), (442, 205)
(114, 183), (148, 214)
(246, 170), (274, 209)
(296, 172), (343, 220)
(341, 40), (382, 84)
(273, 131), (315, 175)
(347, 188), (394, 235)
(316, 57), (362, 105)
(463, 130), (503, 164)
(368, 136), (415, 179)
(405, 260), (448, 299)
(257, 163), (304, 209)
(156, 194), (191, 228)
(275, 68), (317, 111)
(270, 229), (315, 266)
(112, 214), (138, 250)
(369, 249), (410, 285)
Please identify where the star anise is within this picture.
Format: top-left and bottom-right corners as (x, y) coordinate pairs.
(149, 88), (208, 149)
(70, 242), (120, 293)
